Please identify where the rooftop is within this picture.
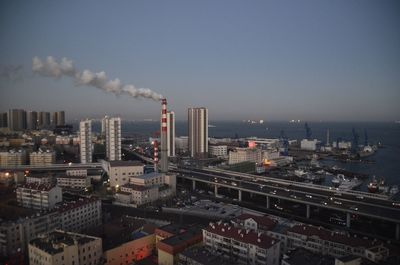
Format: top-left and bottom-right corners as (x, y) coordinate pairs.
(84, 216), (152, 251)
(109, 160), (144, 167)
(161, 227), (202, 247)
(121, 183), (151, 191)
(287, 224), (381, 248)
(282, 248), (335, 265)
(54, 197), (99, 213)
(156, 223), (188, 236)
(29, 230), (99, 255)
(179, 246), (231, 265)
(135, 172), (163, 180)
(18, 182), (57, 191)
(205, 221), (279, 249)
(236, 213), (277, 230)
(336, 255), (361, 262)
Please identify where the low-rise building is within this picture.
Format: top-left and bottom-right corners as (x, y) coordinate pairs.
(116, 172), (176, 207)
(208, 145), (228, 158)
(25, 174), (53, 185)
(56, 197), (102, 233)
(86, 216), (156, 265)
(56, 175), (91, 189)
(234, 214), (277, 233)
(300, 139), (319, 151)
(66, 169), (88, 177)
(178, 246), (231, 265)
(104, 160), (144, 188)
(228, 147), (263, 165)
(281, 248), (335, 265)
(0, 197), (101, 258)
(0, 208), (60, 257)
(28, 230), (102, 265)
(16, 183), (62, 210)
(29, 150), (56, 166)
(117, 184), (159, 206)
(203, 221), (280, 265)
(286, 224), (388, 261)
(158, 227), (203, 265)
(0, 150), (26, 167)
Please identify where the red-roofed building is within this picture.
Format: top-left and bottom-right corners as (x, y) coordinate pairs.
(157, 227), (202, 265)
(286, 224), (388, 262)
(234, 214), (277, 232)
(16, 183), (62, 210)
(203, 221), (280, 265)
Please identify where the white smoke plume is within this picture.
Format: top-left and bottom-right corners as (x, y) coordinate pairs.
(0, 64), (24, 81)
(32, 56), (163, 101)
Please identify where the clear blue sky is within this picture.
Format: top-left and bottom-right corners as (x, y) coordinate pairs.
(0, 0), (399, 121)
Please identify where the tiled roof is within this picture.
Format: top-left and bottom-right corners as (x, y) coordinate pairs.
(19, 183), (56, 191)
(55, 197), (99, 213)
(235, 214), (277, 230)
(205, 222), (278, 249)
(287, 224), (380, 248)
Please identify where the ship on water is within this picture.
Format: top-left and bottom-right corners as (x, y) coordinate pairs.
(331, 174), (362, 190)
(294, 169), (324, 182)
(367, 176), (399, 197)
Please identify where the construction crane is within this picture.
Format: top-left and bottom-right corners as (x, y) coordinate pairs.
(279, 130), (289, 156)
(305, 122), (312, 140)
(351, 128), (359, 154)
(364, 129), (369, 146)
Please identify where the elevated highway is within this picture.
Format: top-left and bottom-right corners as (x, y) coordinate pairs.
(172, 166), (400, 240)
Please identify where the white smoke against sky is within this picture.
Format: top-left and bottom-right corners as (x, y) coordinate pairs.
(32, 56), (163, 101)
(0, 64), (24, 81)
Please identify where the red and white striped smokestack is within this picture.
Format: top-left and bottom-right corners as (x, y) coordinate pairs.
(160, 98), (168, 173)
(153, 140), (159, 173)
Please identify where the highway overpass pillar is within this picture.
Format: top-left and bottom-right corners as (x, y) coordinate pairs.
(306, 204), (310, 219)
(238, 190), (242, 202)
(346, 212), (351, 228)
(192, 180), (196, 191)
(396, 223), (400, 241)
(214, 185), (218, 196)
(266, 196), (270, 209)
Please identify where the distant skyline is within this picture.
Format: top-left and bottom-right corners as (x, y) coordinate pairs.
(0, 0), (399, 122)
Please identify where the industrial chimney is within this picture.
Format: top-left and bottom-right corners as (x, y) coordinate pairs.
(160, 98), (169, 173)
(153, 140), (159, 173)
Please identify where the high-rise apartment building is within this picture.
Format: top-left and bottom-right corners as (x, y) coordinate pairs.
(39, 111), (51, 128)
(79, 119), (92, 163)
(166, 111), (175, 157)
(8, 109), (26, 131)
(0, 112), (8, 128)
(188, 107), (208, 158)
(27, 111), (38, 130)
(52, 111), (65, 126)
(57, 111), (65, 126)
(104, 116), (121, 161)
